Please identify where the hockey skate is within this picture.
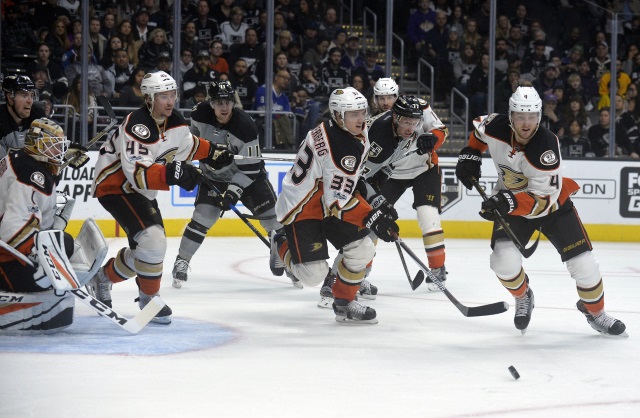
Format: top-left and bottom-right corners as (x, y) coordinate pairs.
(269, 231), (285, 276)
(425, 265), (447, 291)
(576, 300), (628, 337)
(86, 267), (112, 308)
(317, 272), (336, 308)
(333, 298), (378, 324)
(358, 278), (378, 300)
(136, 291), (172, 325)
(172, 256), (190, 289)
(514, 287), (534, 334)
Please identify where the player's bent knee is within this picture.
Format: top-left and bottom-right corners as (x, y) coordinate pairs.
(490, 239), (522, 278)
(291, 260), (329, 287)
(417, 205), (442, 232)
(192, 204), (221, 230)
(342, 236), (376, 272)
(133, 225), (167, 264)
(566, 251), (601, 287)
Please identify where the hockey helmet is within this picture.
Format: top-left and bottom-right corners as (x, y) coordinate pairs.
(140, 71), (178, 108)
(508, 86), (542, 129)
(24, 118), (69, 167)
(392, 95), (423, 120)
(373, 77), (399, 97)
(328, 87), (369, 130)
(208, 80), (236, 103)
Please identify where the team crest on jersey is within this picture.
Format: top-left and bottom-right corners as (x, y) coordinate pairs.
(27, 204), (39, 213)
(30, 171), (45, 187)
(341, 156), (357, 171)
(132, 124), (150, 139)
(540, 150), (558, 166)
(309, 242), (324, 252)
(369, 142), (383, 158)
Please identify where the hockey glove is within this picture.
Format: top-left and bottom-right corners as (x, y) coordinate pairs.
(480, 189), (517, 220)
(165, 161), (202, 191)
(369, 194), (398, 221)
(364, 207), (400, 243)
(455, 146), (482, 190)
(354, 176), (369, 200)
(202, 143), (234, 170)
(216, 183), (243, 210)
(65, 142), (90, 169)
(367, 166), (392, 192)
(416, 132), (438, 155)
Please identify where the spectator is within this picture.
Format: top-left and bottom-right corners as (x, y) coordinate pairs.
(106, 48), (134, 97)
(181, 21), (207, 56)
(220, 6), (249, 49)
(533, 62), (564, 98)
(445, 26), (462, 66)
(39, 90), (55, 118)
(461, 18), (481, 52)
(562, 44), (585, 75)
(350, 73), (372, 101)
(30, 65), (54, 99)
(275, 51), (299, 97)
(33, 0), (70, 34)
(241, 0), (262, 28)
(319, 47), (350, 96)
(88, 17), (108, 63)
(589, 41), (611, 81)
(495, 37), (510, 77)
(275, 0), (297, 30)
(521, 40), (548, 80)
(352, 49), (384, 91)
(118, 66), (146, 108)
(453, 43), (477, 93)
(141, 0), (167, 31)
(496, 14), (511, 40)
(133, 7), (151, 43)
(208, 39), (229, 74)
(588, 107), (638, 157)
(211, 0), (235, 24)
(274, 30), (294, 54)
(57, 0), (80, 19)
(100, 35), (124, 69)
(291, 86), (320, 145)
(299, 62), (322, 98)
(407, 0), (437, 58)
(587, 31), (607, 59)
(229, 58), (258, 109)
(62, 75), (97, 142)
(100, 12), (118, 40)
(527, 28), (555, 60)
(292, 0), (321, 35)
(557, 26), (586, 58)
(138, 28), (172, 72)
(229, 27), (264, 83)
(1, 6), (39, 55)
(183, 50), (219, 99)
(44, 18), (72, 63)
(506, 25), (527, 60)
(183, 85), (208, 109)
(191, 0), (221, 46)
(155, 51), (173, 75)
(179, 48), (194, 77)
(254, 69), (294, 149)
(625, 82), (638, 112)
(577, 58), (599, 105)
(341, 34), (363, 71)
(565, 72), (596, 112)
(473, 0), (491, 37)
(563, 96), (593, 133)
(540, 93), (563, 135)
(301, 21), (320, 54)
(629, 51), (640, 84)
(303, 36), (330, 71)
(560, 119), (596, 158)
(422, 10), (452, 99)
(598, 59), (631, 109)
(64, 46), (113, 97)
(272, 11), (288, 41)
(319, 7), (341, 42)
(614, 94), (639, 146)
(510, 3), (533, 39)
(14, 0), (37, 30)
(467, 52), (489, 123)
(286, 42), (304, 77)
(329, 28), (348, 52)
(62, 32), (85, 70)
(118, 19), (143, 66)
(494, 69), (520, 114)
(27, 43), (68, 100)
(622, 43), (639, 75)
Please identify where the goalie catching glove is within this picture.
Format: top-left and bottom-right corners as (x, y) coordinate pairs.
(65, 142), (90, 169)
(455, 146), (482, 190)
(201, 142), (234, 170)
(364, 207), (400, 243)
(480, 189), (517, 221)
(165, 161), (202, 191)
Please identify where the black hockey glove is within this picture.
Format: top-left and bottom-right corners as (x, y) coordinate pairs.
(202, 143), (234, 170)
(369, 194), (398, 221)
(355, 176), (369, 200)
(65, 142), (90, 169)
(416, 132), (438, 155)
(165, 161), (202, 191)
(455, 146), (482, 190)
(480, 189), (517, 220)
(367, 166), (392, 192)
(216, 183), (242, 210)
(364, 207), (400, 243)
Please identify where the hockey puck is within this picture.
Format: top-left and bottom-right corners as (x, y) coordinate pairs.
(508, 365), (520, 380)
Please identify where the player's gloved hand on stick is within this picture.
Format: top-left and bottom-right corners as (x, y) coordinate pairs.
(65, 142), (90, 169)
(479, 189), (517, 220)
(216, 183), (242, 209)
(416, 132), (438, 155)
(364, 207), (400, 243)
(202, 142), (234, 170)
(455, 146), (482, 190)
(165, 161), (202, 191)
(369, 194), (398, 221)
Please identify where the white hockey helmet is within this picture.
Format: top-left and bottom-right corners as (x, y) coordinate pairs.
(24, 118), (69, 168)
(328, 87), (369, 130)
(141, 71), (178, 109)
(508, 86), (542, 126)
(373, 77), (399, 97)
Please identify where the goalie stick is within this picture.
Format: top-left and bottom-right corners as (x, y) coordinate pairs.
(395, 237), (509, 317)
(470, 177), (540, 258)
(60, 95), (119, 169)
(0, 239), (164, 334)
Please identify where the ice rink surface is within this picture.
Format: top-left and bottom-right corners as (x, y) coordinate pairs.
(1, 237), (638, 418)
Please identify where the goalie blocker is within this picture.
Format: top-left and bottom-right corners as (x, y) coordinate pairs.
(0, 218), (108, 333)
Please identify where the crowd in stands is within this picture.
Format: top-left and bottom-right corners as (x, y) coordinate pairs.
(2, 0), (640, 156)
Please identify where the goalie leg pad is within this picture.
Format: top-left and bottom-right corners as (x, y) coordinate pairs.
(70, 218), (109, 287)
(0, 290), (74, 333)
(35, 230), (81, 291)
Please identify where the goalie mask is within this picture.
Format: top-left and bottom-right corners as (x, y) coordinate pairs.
(24, 118), (69, 170)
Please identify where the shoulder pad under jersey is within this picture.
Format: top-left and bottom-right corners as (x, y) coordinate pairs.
(125, 108), (160, 144)
(525, 128), (561, 170)
(11, 151), (56, 195)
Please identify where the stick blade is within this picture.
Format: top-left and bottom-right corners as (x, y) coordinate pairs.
(411, 271), (425, 290)
(122, 296), (166, 334)
(464, 301), (510, 317)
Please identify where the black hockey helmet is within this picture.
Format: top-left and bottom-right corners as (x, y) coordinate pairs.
(392, 95), (423, 119)
(2, 74), (36, 94)
(208, 80), (235, 103)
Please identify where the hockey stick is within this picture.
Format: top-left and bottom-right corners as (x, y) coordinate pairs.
(0, 239), (164, 334)
(233, 154), (296, 162)
(60, 96), (118, 170)
(396, 237), (509, 317)
(395, 241), (424, 290)
(198, 176), (270, 248)
(470, 177), (540, 258)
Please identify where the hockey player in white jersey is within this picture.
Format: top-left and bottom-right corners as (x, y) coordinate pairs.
(370, 77), (399, 116)
(172, 80), (299, 289)
(87, 71), (233, 324)
(273, 87), (399, 324)
(455, 86), (626, 336)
